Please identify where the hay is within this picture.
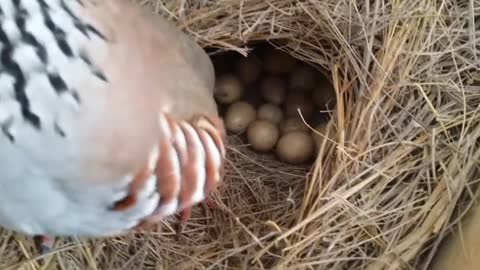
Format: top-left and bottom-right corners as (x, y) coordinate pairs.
(1, 0), (480, 269)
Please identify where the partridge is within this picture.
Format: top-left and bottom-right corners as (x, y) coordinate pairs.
(0, 0), (226, 252)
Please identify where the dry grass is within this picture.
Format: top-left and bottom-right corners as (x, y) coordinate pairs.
(1, 0), (480, 269)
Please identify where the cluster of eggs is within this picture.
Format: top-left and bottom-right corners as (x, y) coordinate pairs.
(213, 48), (335, 164)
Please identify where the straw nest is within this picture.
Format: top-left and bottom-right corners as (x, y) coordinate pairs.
(1, 0), (480, 269)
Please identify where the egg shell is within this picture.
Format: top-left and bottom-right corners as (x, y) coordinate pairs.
(257, 103), (284, 124)
(280, 117), (309, 134)
(214, 74), (244, 104)
(247, 120), (280, 152)
(242, 86), (264, 108)
(288, 65), (317, 91)
(260, 76), (287, 105)
(276, 131), (315, 164)
(235, 54), (262, 84)
(284, 92), (315, 120)
(224, 101), (256, 133)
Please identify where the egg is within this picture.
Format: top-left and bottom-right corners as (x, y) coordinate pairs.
(224, 101), (256, 133)
(214, 74), (244, 104)
(263, 49), (297, 74)
(257, 103), (283, 124)
(289, 65), (317, 91)
(243, 87), (264, 108)
(312, 78), (336, 109)
(247, 120), (280, 152)
(284, 92), (315, 119)
(235, 54), (262, 84)
(280, 117), (309, 134)
(260, 76), (287, 105)
(275, 131), (315, 164)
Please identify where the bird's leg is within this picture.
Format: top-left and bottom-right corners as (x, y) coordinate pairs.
(33, 235), (55, 255)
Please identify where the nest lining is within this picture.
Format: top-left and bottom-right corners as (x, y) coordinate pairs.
(1, 0), (479, 269)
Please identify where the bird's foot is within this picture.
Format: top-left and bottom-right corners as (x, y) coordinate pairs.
(33, 235), (55, 255)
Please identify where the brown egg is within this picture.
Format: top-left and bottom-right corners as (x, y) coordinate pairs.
(243, 86), (264, 108)
(263, 49), (297, 74)
(247, 120), (280, 152)
(289, 65), (317, 91)
(280, 117), (309, 134)
(257, 103), (283, 124)
(276, 131), (315, 164)
(235, 54), (262, 84)
(284, 92), (315, 119)
(214, 74), (244, 104)
(312, 79), (336, 109)
(260, 76), (287, 105)
(224, 101), (256, 133)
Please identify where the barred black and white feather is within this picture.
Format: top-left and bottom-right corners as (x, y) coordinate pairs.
(0, 0), (224, 238)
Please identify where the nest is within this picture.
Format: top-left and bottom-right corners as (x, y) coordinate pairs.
(2, 0), (480, 269)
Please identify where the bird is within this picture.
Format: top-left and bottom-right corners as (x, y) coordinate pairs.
(0, 0), (226, 253)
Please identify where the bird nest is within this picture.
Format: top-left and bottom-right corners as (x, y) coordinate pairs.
(2, 0), (480, 269)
